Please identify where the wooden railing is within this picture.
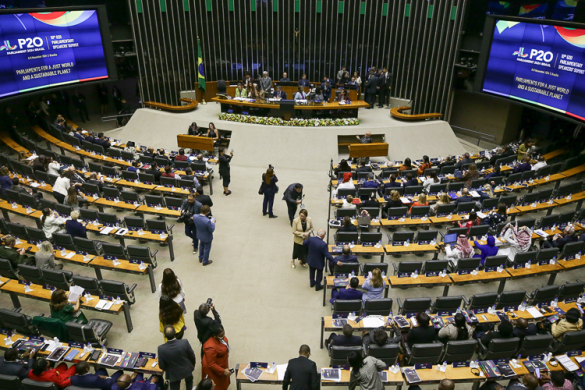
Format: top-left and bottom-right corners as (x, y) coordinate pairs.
(144, 98), (198, 112)
(390, 106), (443, 121)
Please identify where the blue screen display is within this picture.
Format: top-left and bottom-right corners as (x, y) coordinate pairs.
(0, 10), (108, 99)
(482, 20), (585, 122)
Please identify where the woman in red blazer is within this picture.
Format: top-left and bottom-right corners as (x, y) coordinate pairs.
(202, 325), (232, 390)
(28, 358), (76, 389)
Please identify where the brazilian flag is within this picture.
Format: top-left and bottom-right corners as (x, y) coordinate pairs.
(197, 38), (206, 91)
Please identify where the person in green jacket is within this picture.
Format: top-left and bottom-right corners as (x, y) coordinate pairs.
(50, 289), (88, 324)
(0, 236), (33, 269)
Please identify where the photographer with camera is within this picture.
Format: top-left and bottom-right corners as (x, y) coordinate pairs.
(180, 194), (202, 254)
(194, 299), (222, 356)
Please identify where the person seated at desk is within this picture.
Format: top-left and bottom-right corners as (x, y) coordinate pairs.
(249, 84), (265, 99)
(339, 71), (350, 85)
(513, 318), (537, 340)
(0, 235), (33, 268)
(430, 193), (450, 215)
(458, 210), (480, 230)
(422, 172), (440, 193)
(552, 308), (583, 340)
(500, 223), (533, 262)
(399, 157), (413, 172)
(454, 188), (475, 205)
(73, 127), (86, 142)
(361, 268), (385, 302)
(379, 174), (401, 196)
(382, 190), (404, 214)
(328, 244), (358, 273)
(483, 204), (506, 231)
(460, 163), (480, 188)
(334, 159), (351, 179)
(513, 156), (532, 174)
(313, 87), (325, 101)
(87, 172), (105, 191)
(280, 72), (290, 82)
(207, 122), (220, 143)
(175, 149), (188, 162)
(541, 371), (574, 390)
(480, 319), (514, 345)
(71, 361), (124, 390)
(341, 195), (357, 210)
(339, 216), (357, 232)
(243, 72), (253, 89)
(50, 288), (88, 324)
(162, 165), (177, 179)
(409, 193), (428, 213)
(321, 77), (332, 101)
(455, 152), (473, 169)
(438, 156), (455, 169)
(188, 122), (201, 136)
(128, 160), (141, 173)
(330, 276), (363, 304)
(294, 87), (307, 100)
(438, 313), (472, 342)
(347, 76), (358, 87)
(362, 193), (380, 208)
(298, 74), (310, 87)
(0, 347), (36, 379)
(47, 156), (61, 176)
(64, 186), (87, 212)
(28, 357), (77, 389)
(474, 235), (498, 265)
(142, 162), (162, 184)
(417, 155), (432, 175)
(182, 168), (201, 188)
(337, 172), (355, 190)
(402, 173), (418, 188)
(196, 187), (213, 208)
(144, 146), (156, 158)
(234, 83), (247, 98)
(95, 133), (111, 150)
(273, 85), (287, 99)
(406, 312), (437, 347)
(481, 373), (542, 390)
(35, 240), (63, 270)
(66, 210), (87, 239)
(325, 324), (362, 350)
(543, 226), (577, 250)
(112, 372), (162, 390)
(532, 156), (547, 171)
(335, 90), (350, 103)
(442, 235), (474, 266)
(518, 139), (535, 161)
(356, 158), (373, 173)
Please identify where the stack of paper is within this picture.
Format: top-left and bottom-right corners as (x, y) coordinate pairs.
(68, 285), (84, 303)
(277, 364), (288, 381)
(362, 316), (385, 328)
(96, 300), (114, 310)
(557, 355), (579, 371)
(526, 307), (544, 318)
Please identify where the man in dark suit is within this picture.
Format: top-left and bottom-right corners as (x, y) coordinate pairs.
(543, 226), (577, 250)
(454, 188), (475, 205)
(480, 373), (542, 390)
(328, 245), (358, 274)
(355, 159), (373, 174)
(70, 361), (123, 390)
(142, 162), (162, 184)
(298, 74), (310, 87)
(194, 301), (221, 354)
(455, 153), (473, 169)
(402, 173), (418, 187)
(283, 344), (319, 390)
(324, 324), (362, 350)
(95, 133), (111, 150)
(513, 156), (532, 174)
(158, 326), (196, 390)
(0, 347), (35, 379)
(330, 277), (363, 304)
(303, 229), (334, 291)
(192, 205), (215, 265)
(283, 183), (303, 225)
(513, 318), (537, 340)
(364, 72), (378, 109)
(377, 67), (392, 107)
(274, 85), (287, 99)
(195, 187), (214, 208)
(73, 127), (86, 142)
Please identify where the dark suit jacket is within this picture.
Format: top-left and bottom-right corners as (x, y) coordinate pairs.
(513, 162), (531, 173)
(196, 195), (213, 208)
(283, 356), (319, 390)
(95, 138), (110, 150)
(365, 76), (379, 93)
(332, 288), (363, 301)
(403, 179), (419, 187)
(158, 339), (196, 382)
(330, 335), (362, 347)
(455, 195), (475, 205)
(356, 166), (373, 174)
(298, 79), (310, 87)
(194, 309), (221, 344)
(513, 324), (537, 339)
(303, 237), (334, 269)
(70, 373), (114, 390)
(274, 90), (287, 99)
(0, 356), (32, 379)
(334, 254), (358, 263)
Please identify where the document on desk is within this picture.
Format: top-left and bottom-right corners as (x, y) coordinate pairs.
(277, 364), (288, 381)
(558, 355), (579, 371)
(243, 367), (263, 382)
(526, 307), (544, 318)
(362, 316), (385, 328)
(100, 226), (115, 235)
(95, 300), (113, 310)
(321, 368), (341, 382)
(68, 285), (84, 303)
(29, 182), (40, 188)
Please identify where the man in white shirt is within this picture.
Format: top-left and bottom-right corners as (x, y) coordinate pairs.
(531, 156), (547, 171)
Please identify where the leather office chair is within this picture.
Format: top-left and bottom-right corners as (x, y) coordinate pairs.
(165, 196), (184, 210)
(73, 237), (102, 256)
(333, 263), (360, 275)
(478, 337), (520, 360)
(332, 300), (362, 316)
(0, 308), (39, 336)
(160, 176), (176, 188)
(97, 212), (119, 227)
(397, 298), (432, 315)
(329, 345), (362, 365)
(54, 203), (71, 218)
(127, 245), (158, 267)
(22, 378), (59, 390)
(26, 226), (47, 244)
(366, 343), (400, 365)
(0, 218), (8, 235)
(466, 293), (498, 311)
(553, 329), (585, 353)
(0, 374), (21, 390)
(423, 260), (449, 275)
(124, 216), (146, 231)
(442, 340), (477, 363)
(526, 285), (561, 306)
(405, 342), (444, 365)
(146, 219), (172, 235)
(102, 186), (121, 200)
(66, 319), (113, 347)
(99, 279), (137, 305)
(561, 241), (585, 260)
(72, 275), (103, 296)
(17, 264), (44, 286)
(52, 233), (76, 251)
(558, 280), (585, 302)
(121, 191), (141, 204)
(217, 80), (227, 95)
(42, 269), (73, 291)
(517, 334), (554, 357)
(79, 208), (99, 223)
(361, 263), (388, 276)
(6, 222), (28, 241)
(483, 256), (508, 269)
(497, 290), (527, 310)
(144, 195), (165, 208)
(363, 299), (393, 316)
(392, 261), (422, 276)
(102, 243), (128, 260)
(431, 296), (464, 314)
(0, 258), (19, 279)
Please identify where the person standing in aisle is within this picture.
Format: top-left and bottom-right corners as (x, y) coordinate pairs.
(282, 345), (319, 390)
(283, 183), (304, 225)
(193, 205), (215, 266)
(218, 148), (233, 196)
(260, 166), (278, 218)
(158, 326), (196, 390)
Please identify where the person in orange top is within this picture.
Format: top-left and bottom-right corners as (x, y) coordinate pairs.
(399, 157), (412, 172)
(202, 324), (232, 390)
(409, 193), (429, 213)
(417, 155), (432, 175)
(28, 358), (76, 389)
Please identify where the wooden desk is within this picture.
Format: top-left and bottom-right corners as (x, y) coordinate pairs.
(542, 149), (568, 161)
(402, 365), (485, 386)
(0, 131), (31, 156)
(429, 215), (465, 224)
(321, 367), (403, 387)
(449, 270), (511, 294)
(113, 179), (157, 191)
(388, 274), (451, 296)
(177, 134), (214, 152)
(0, 333), (163, 374)
(0, 279), (134, 332)
(506, 262), (565, 286)
(513, 201), (558, 216)
(384, 243), (441, 258)
(380, 218), (432, 228)
(390, 106), (443, 121)
(327, 245), (385, 263)
(94, 198), (140, 213)
(136, 205), (181, 218)
(560, 164), (585, 178)
(321, 316), (389, 349)
(323, 275), (389, 307)
(0, 200), (43, 228)
(554, 191), (585, 209)
(348, 143), (389, 159)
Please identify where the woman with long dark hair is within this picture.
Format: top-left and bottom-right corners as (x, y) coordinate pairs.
(399, 158), (412, 171)
(347, 351), (386, 390)
(28, 357), (77, 388)
(159, 295), (185, 342)
(50, 288), (88, 324)
(196, 378), (216, 390)
(188, 121), (200, 136)
(157, 268), (186, 313)
(64, 186), (87, 211)
(438, 312), (472, 341)
(260, 167), (279, 218)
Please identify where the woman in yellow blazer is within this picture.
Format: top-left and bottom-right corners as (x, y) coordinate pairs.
(291, 209), (313, 269)
(159, 295), (185, 342)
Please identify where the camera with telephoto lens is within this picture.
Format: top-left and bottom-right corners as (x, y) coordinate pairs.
(177, 211), (192, 223)
(206, 298), (212, 307)
(269, 164), (274, 170)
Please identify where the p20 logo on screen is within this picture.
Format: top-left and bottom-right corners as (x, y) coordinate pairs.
(513, 47), (554, 62)
(0, 40), (17, 51)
